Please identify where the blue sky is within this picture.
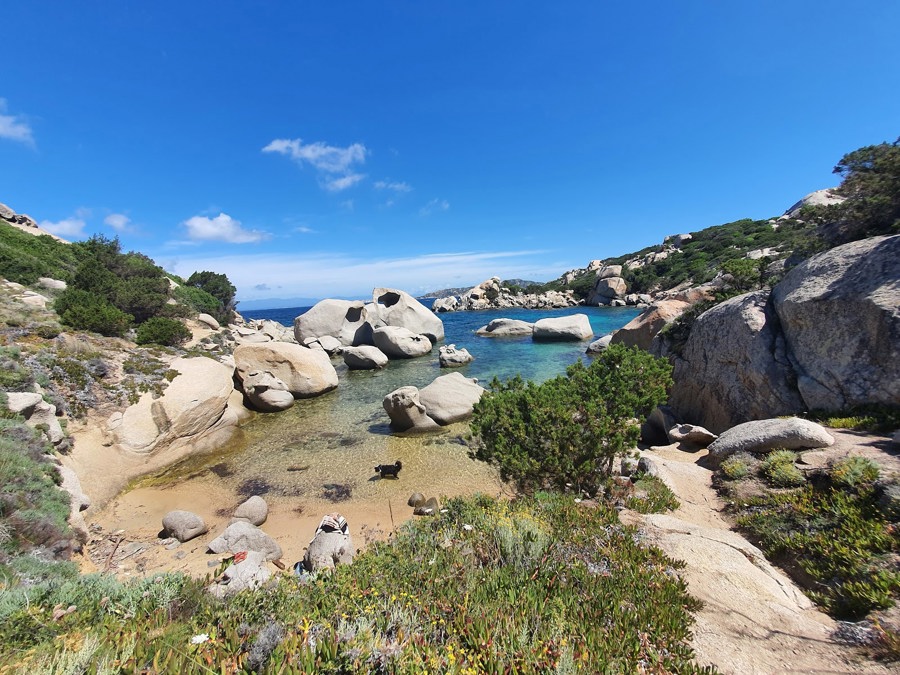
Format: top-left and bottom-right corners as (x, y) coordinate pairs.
(2, 2), (899, 307)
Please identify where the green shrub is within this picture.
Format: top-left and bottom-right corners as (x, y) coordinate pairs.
(720, 453), (753, 480)
(470, 345), (672, 494)
(760, 450), (805, 488)
(135, 317), (192, 347)
(626, 475), (680, 513)
(831, 456), (880, 490)
(55, 289), (132, 337)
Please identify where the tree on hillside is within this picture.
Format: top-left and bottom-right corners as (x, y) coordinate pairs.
(469, 344), (672, 494)
(804, 138), (900, 245)
(185, 271), (237, 322)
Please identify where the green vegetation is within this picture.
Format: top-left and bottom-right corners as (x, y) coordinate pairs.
(185, 270), (237, 324)
(135, 316), (192, 347)
(808, 405), (900, 434)
(0, 221), (79, 285)
(720, 453), (754, 481)
(759, 450), (806, 489)
(0, 493), (715, 673)
(470, 345), (672, 495)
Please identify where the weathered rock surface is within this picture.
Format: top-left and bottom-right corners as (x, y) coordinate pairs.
(585, 334), (613, 354)
(587, 276), (628, 306)
(668, 291), (804, 434)
(197, 313), (220, 330)
(208, 550), (271, 598)
(293, 299), (372, 346)
(414, 496), (440, 516)
(372, 288), (444, 343)
(207, 521), (283, 561)
(418, 372), (486, 424)
(162, 510), (208, 542)
(234, 343), (338, 398)
(432, 277), (578, 312)
(772, 235), (900, 412)
(5, 391), (65, 446)
(372, 326), (433, 359)
(304, 530), (354, 572)
(233, 495), (268, 526)
(707, 418), (834, 462)
(611, 299), (690, 351)
(533, 314), (593, 341)
(783, 187), (845, 218)
(342, 345), (389, 370)
(383, 386), (440, 432)
(241, 370), (295, 412)
(667, 424), (718, 447)
(475, 318), (534, 337)
(37, 277), (67, 290)
(438, 344), (474, 367)
(109, 357), (236, 454)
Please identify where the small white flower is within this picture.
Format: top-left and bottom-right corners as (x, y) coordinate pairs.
(191, 634), (210, 645)
(574, 498), (582, 503)
(462, 524), (473, 531)
(440, 508), (449, 513)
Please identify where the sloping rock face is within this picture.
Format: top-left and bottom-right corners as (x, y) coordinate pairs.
(783, 187), (844, 219)
(668, 291), (803, 434)
(234, 343), (338, 398)
(611, 299), (690, 351)
(772, 235), (900, 411)
(372, 288), (444, 343)
(293, 299), (372, 346)
(708, 418), (834, 462)
(109, 357), (237, 454)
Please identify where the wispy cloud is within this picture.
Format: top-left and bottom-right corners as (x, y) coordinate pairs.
(420, 198), (450, 216)
(182, 213), (269, 244)
(40, 218), (86, 237)
(104, 213), (132, 232)
(0, 99), (34, 146)
(166, 249), (556, 301)
(374, 180), (412, 193)
(263, 137), (367, 192)
(325, 173), (365, 192)
(294, 225), (316, 234)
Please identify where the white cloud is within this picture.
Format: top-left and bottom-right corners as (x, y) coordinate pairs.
(40, 218), (86, 237)
(293, 226), (316, 234)
(167, 249), (556, 302)
(374, 180), (412, 193)
(0, 99), (34, 146)
(325, 173), (365, 192)
(262, 138), (366, 173)
(263, 137), (368, 192)
(182, 213), (269, 244)
(420, 198), (450, 216)
(104, 213), (131, 231)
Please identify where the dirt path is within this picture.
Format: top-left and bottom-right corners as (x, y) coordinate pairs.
(621, 443), (892, 675)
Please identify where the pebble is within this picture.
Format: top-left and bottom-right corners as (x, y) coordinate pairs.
(174, 551), (186, 560)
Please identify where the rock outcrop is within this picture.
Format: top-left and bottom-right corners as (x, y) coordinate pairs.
(233, 343), (338, 398)
(772, 235), (900, 412)
(241, 370), (295, 412)
(342, 345), (389, 370)
(372, 326), (433, 359)
(783, 187), (845, 219)
(586, 274), (628, 306)
(108, 357), (237, 454)
(207, 521), (283, 561)
(382, 386), (440, 432)
(372, 288), (444, 343)
(293, 299), (372, 346)
(5, 392), (65, 446)
(233, 495), (268, 526)
(208, 550), (272, 598)
(438, 344), (474, 367)
(304, 530), (354, 572)
(611, 300), (690, 351)
(476, 318), (534, 337)
(667, 291), (804, 434)
(418, 372), (486, 424)
(432, 277), (578, 312)
(532, 314), (593, 341)
(162, 510), (208, 543)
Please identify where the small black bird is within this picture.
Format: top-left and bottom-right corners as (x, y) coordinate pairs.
(374, 460), (402, 478)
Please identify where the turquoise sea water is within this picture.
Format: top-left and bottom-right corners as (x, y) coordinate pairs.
(160, 305), (641, 505)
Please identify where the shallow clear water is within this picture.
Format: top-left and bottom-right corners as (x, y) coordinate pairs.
(157, 305), (640, 505)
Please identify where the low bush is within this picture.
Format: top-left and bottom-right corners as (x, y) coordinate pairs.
(831, 456), (880, 491)
(760, 450), (805, 488)
(135, 317), (191, 347)
(720, 453), (754, 480)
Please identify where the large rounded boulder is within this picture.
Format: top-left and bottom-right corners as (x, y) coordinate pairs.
(293, 299), (373, 346)
(372, 288), (444, 343)
(241, 370), (295, 412)
(383, 386), (440, 432)
(234, 343), (338, 398)
(772, 234), (900, 411)
(476, 318), (534, 337)
(418, 372), (486, 425)
(533, 314), (593, 341)
(372, 326), (433, 359)
(611, 300), (691, 351)
(343, 345), (389, 370)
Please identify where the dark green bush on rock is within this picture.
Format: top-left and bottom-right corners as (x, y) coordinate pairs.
(54, 289), (133, 337)
(135, 317), (191, 347)
(470, 344), (672, 494)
